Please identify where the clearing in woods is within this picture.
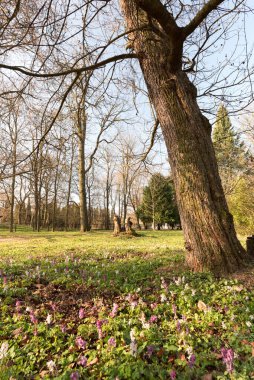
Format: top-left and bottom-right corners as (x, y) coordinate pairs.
(0, 230), (254, 379)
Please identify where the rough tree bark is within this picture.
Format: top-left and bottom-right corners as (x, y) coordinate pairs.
(120, 0), (247, 274)
(113, 214), (121, 236)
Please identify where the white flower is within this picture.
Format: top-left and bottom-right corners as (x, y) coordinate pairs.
(46, 314), (52, 325)
(249, 315), (254, 320)
(47, 360), (56, 373)
(191, 289), (196, 296)
(246, 321), (252, 328)
(160, 294), (167, 302)
(130, 328), (135, 342)
(0, 342), (8, 360)
(130, 341), (137, 356)
(222, 321), (227, 329)
(186, 346), (193, 360)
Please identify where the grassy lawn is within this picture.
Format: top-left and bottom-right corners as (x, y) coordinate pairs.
(0, 230), (254, 379)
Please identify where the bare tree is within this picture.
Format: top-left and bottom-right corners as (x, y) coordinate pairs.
(1, 0), (254, 273)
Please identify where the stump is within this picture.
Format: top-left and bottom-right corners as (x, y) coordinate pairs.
(125, 217), (133, 234)
(113, 214), (121, 236)
(246, 236), (254, 257)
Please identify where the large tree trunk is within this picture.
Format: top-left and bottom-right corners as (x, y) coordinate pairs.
(121, 0), (247, 274)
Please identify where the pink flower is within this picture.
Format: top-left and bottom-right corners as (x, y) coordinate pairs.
(221, 347), (234, 373)
(96, 319), (107, 339)
(149, 315), (158, 323)
(75, 337), (87, 350)
(109, 303), (119, 318)
(170, 370), (177, 380)
(79, 308), (85, 319)
(61, 324), (66, 333)
(78, 356), (87, 366)
(70, 372), (79, 380)
(96, 320), (104, 329)
(30, 311), (38, 324)
(15, 300), (22, 314)
(108, 337), (116, 347)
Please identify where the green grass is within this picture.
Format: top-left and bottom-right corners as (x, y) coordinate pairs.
(0, 230), (253, 380)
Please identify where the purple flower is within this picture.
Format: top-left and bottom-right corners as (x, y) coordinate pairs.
(78, 356), (87, 366)
(75, 337), (87, 350)
(30, 311), (38, 324)
(96, 319), (107, 339)
(149, 315), (158, 323)
(170, 370), (177, 380)
(51, 303), (57, 312)
(15, 300), (22, 314)
(161, 277), (168, 291)
(109, 303), (119, 318)
(188, 353), (196, 368)
(146, 345), (155, 358)
(79, 308), (85, 319)
(108, 337), (116, 347)
(70, 372), (79, 380)
(221, 347), (234, 373)
(96, 320), (104, 329)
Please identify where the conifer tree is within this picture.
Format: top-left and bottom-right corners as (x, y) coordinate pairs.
(213, 105), (248, 195)
(138, 174), (179, 229)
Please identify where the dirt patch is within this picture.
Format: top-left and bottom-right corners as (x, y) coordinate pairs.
(229, 265), (254, 288)
(0, 237), (29, 242)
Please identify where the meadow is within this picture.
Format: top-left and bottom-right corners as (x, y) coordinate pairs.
(0, 230), (254, 379)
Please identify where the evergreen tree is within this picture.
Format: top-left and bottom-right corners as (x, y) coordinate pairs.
(138, 174), (180, 229)
(213, 104), (248, 195)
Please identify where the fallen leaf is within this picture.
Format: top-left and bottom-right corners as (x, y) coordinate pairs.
(88, 357), (98, 366)
(198, 300), (209, 311)
(39, 370), (49, 378)
(201, 374), (213, 380)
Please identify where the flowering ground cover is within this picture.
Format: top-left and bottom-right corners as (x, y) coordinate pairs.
(0, 230), (254, 379)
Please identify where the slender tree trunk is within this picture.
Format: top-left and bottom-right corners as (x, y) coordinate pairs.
(78, 133), (89, 232)
(18, 203), (22, 225)
(65, 142), (75, 231)
(105, 174), (110, 230)
(10, 150), (16, 232)
(52, 155), (61, 232)
(121, 0), (247, 274)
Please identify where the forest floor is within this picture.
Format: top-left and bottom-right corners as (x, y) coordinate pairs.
(0, 230), (254, 380)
